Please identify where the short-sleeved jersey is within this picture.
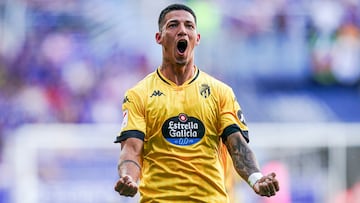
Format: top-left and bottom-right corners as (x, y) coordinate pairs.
(115, 67), (249, 203)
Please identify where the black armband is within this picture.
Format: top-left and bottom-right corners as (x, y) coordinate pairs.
(114, 130), (145, 143)
(221, 124), (249, 143)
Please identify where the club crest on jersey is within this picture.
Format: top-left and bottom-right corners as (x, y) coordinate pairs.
(200, 84), (210, 98)
(162, 113), (205, 146)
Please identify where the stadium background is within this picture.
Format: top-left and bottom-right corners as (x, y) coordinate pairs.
(0, 0), (360, 202)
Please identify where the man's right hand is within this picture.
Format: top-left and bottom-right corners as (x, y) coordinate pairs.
(114, 175), (138, 197)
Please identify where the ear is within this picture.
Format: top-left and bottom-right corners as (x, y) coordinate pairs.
(195, 33), (201, 46)
(155, 32), (162, 44)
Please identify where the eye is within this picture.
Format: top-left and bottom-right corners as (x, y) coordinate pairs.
(186, 24), (195, 29)
(168, 23), (177, 28)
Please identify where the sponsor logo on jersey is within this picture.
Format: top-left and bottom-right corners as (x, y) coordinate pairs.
(200, 84), (210, 98)
(123, 96), (130, 104)
(150, 90), (165, 97)
(237, 110), (247, 126)
(162, 113), (205, 146)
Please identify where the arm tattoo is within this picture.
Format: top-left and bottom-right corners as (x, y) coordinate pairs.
(225, 135), (260, 180)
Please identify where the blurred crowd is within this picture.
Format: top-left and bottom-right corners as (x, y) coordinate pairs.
(0, 0), (153, 147)
(1, 0), (360, 153)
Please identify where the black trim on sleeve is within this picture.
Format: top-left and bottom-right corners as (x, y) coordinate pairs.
(114, 130), (145, 143)
(221, 124), (249, 143)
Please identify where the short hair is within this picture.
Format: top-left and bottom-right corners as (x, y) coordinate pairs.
(158, 4), (197, 31)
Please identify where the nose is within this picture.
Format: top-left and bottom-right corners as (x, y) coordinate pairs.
(177, 24), (187, 36)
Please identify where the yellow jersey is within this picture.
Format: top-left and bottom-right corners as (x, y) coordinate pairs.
(115, 67), (249, 203)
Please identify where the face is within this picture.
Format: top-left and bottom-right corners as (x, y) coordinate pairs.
(156, 10), (200, 66)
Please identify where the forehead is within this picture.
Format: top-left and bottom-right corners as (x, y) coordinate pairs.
(163, 10), (196, 24)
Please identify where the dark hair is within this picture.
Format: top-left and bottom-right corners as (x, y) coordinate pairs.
(158, 4), (197, 31)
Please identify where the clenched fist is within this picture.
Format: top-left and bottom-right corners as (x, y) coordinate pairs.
(114, 175), (138, 197)
(253, 172), (280, 197)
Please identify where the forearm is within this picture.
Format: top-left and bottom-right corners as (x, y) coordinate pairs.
(225, 133), (261, 181)
(117, 155), (141, 181)
(225, 133), (280, 196)
(117, 138), (143, 181)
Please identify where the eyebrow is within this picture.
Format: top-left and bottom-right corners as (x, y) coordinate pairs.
(167, 19), (195, 24)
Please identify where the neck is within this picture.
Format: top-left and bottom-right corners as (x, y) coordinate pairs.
(160, 62), (195, 86)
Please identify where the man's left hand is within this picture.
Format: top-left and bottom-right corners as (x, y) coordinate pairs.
(253, 172), (280, 197)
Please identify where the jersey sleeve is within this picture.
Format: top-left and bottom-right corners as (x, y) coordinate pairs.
(218, 86), (249, 143)
(114, 89), (146, 143)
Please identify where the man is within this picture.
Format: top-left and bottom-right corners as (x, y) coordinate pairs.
(114, 3), (279, 202)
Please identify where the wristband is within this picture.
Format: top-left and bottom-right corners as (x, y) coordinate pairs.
(247, 172), (263, 187)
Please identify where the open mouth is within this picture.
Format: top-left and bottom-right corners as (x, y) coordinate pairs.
(177, 40), (188, 54)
